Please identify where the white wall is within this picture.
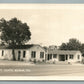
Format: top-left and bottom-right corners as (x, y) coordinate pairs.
(0, 49), (82, 63)
(14, 49), (30, 61)
(0, 46), (45, 62)
(47, 54), (59, 62)
(0, 49), (12, 60)
(0, 50), (2, 58)
(10, 46), (46, 62)
(47, 52), (82, 63)
(74, 52), (82, 62)
(0, 49), (4, 59)
(28, 45), (45, 61)
(4, 49), (12, 60)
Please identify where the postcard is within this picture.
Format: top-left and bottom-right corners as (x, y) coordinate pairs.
(0, 4), (84, 80)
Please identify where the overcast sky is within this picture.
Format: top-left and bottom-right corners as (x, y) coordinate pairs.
(0, 4), (84, 46)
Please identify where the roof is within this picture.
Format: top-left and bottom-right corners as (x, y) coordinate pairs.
(48, 49), (81, 55)
(0, 44), (45, 51)
(0, 44), (34, 49)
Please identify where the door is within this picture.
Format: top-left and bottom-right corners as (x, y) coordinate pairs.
(66, 55), (68, 60)
(59, 55), (65, 61)
(48, 54), (49, 60)
(47, 54), (52, 60)
(18, 51), (21, 61)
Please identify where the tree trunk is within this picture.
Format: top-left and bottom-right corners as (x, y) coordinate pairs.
(12, 48), (16, 61)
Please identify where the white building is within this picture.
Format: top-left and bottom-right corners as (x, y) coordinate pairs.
(0, 44), (45, 62)
(0, 44), (82, 63)
(47, 49), (82, 63)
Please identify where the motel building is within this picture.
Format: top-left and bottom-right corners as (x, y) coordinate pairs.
(0, 44), (83, 64)
(46, 49), (82, 63)
(0, 44), (45, 62)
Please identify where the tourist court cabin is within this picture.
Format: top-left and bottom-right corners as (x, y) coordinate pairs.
(47, 49), (82, 63)
(0, 44), (45, 61)
(0, 44), (82, 63)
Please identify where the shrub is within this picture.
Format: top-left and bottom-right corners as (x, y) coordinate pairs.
(42, 59), (45, 62)
(76, 61), (81, 63)
(20, 59), (24, 61)
(37, 60), (41, 63)
(33, 59), (36, 63)
(29, 59), (32, 62)
(68, 62), (71, 64)
(53, 61), (56, 64)
(81, 59), (84, 64)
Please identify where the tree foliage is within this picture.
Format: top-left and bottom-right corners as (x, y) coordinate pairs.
(0, 17), (31, 60)
(59, 38), (84, 56)
(59, 38), (82, 51)
(0, 18), (31, 46)
(59, 43), (67, 50)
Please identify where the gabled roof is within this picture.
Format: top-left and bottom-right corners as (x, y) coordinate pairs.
(0, 44), (34, 49)
(0, 44), (45, 51)
(48, 49), (81, 55)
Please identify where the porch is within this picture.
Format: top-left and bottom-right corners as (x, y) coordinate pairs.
(47, 54), (73, 62)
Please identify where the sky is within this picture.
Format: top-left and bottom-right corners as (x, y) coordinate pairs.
(0, 4), (84, 46)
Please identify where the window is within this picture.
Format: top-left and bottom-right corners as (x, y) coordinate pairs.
(31, 51), (36, 58)
(2, 50), (4, 56)
(23, 51), (26, 58)
(53, 54), (57, 58)
(49, 54), (52, 59)
(78, 55), (80, 59)
(40, 52), (44, 58)
(66, 55), (68, 60)
(69, 54), (73, 59)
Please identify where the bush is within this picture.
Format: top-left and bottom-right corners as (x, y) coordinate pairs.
(76, 61), (81, 63)
(42, 59), (45, 62)
(68, 62), (71, 64)
(53, 61), (56, 64)
(20, 59), (24, 61)
(81, 59), (84, 64)
(33, 59), (36, 63)
(29, 59), (32, 62)
(37, 60), (41, 63)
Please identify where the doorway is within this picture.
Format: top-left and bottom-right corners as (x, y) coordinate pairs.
(48, 54), (52, 60)
(66, 55), (68, 60)
(59, 55), (65, 61)
(18, 51), (21, 61)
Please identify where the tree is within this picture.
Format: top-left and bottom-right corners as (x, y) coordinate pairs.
(80, 44), (84, 56)
(59, 43), (67, 50)
(49, 45), (57, 50)
(0, 17), (31, 60)
(43, 46), (48, 52)
(0, 42), (5, 46)
(59, 38), (81, 50)
(66, 38), (81, 50)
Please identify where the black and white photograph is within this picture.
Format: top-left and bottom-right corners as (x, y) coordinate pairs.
(0, 4), (84, 80)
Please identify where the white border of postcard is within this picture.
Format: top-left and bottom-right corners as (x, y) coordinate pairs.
(0, 4), (84, 80)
